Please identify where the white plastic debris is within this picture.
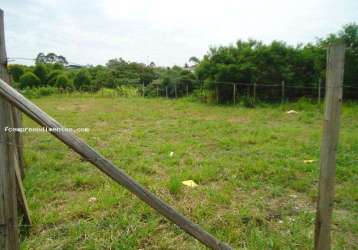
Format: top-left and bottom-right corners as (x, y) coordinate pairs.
(303, 159), (315, 164)
(169, 151), (174, 157)
(88, 197), (97, 203)
(182, 180), (198, 187)
(286, 110), (298, 114)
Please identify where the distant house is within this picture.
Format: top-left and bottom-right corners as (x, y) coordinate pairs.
(65, 64), (83, 69)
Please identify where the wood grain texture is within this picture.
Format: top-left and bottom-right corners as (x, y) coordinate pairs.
(314, 43), (345, 250)
(0, 8), (20, 250)
(0, 77), (233, 250)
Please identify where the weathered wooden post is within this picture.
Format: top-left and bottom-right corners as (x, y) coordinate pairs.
(142, 81), (145, 97)
(314, 43), (345, 250)
(233, 83), (236, 104)
(253, 82), (257, 102)
(165, 86), (168, 98)
(186, 83), (189, 96)
(0, 9), (20, 250)
(174, 84), (177, 98)
(216, 85), (219, 104)
(281, 80), (285, 104)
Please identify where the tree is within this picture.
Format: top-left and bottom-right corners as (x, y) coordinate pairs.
(33, 64), (48, 85)
(19, 72), (41, 88)
(35, 52), (68, 65)
(189, 56), (200, 65)
(47, 70), (63, 86)
(8, 64), (24, 82)
(73, 70), (92, 90)
(55, 74), (73, 90)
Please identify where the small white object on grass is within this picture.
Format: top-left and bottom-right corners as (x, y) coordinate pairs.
(286, 110), (298, 114)
(169, 151), (174, 157)
(303, 159), (315, 164)
(182, 180), (198, 187)
(88, 197), (97, 203)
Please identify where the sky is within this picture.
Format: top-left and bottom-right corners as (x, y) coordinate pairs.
(1, 0), (358, 66)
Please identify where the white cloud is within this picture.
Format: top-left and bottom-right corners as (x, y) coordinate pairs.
(2, 0), (358, 66)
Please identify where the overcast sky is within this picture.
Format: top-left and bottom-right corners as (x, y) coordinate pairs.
(1, 0), (358, 66)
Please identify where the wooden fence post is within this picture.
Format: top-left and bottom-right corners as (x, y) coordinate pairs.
(0, 9), (20, 250)
(0, 77), (233, 250)
(281, 80), (285, 104)
(186, 83), (189, 96)
(216, 85), (219, 104)
(174, 84), (177, 98)
(253, 82), (257, 102)
(318, 78), (322, 105)
(142, 82), (145, 97)
(233, 83), (236, 104)
(165, 86), (168, 98)
(314, 43), (345, 250)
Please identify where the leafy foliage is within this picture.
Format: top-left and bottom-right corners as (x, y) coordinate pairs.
(7, 23), (358, 103)
(193, 23), (358, 102)
(8, 64), (25, 82)
(55, 74), (73, 90)
(19, 72), (41, 88)
(35, 52), (68, 65)
(33, 64), (48, 84)
(73, 70), (92, 90)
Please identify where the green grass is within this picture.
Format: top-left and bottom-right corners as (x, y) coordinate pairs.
(20, 95), (358, 249)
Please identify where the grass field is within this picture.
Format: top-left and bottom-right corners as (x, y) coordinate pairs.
(19, 95), (357, 249)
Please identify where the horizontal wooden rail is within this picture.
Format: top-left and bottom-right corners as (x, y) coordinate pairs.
(0, 78), (232, 250)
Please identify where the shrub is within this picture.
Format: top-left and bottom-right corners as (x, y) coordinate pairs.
(73, 70), (92, 90)
(241, 96), (256, 108)
(8, 64), (24, 82)
(192, 89), (216, 103)
(19, 72), (41, 88)
(21, 86), (57, 98)
(55, 74), (73, 90)
(167, 176), (181, 195)
(47, 70), (62, 86)
(116, 85), (140, 97)
(33, 64), (48, 85)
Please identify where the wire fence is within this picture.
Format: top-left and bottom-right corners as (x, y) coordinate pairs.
(4, 56), (358, 103)
(26, 80), (357, 105)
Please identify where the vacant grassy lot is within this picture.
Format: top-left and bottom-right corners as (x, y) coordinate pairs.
(20, 95), (357, 249)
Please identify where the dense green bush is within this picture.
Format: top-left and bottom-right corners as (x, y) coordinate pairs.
(19, 72), (41, 88)
(47, 70), (63, 86)
(21, 86), (57, 98)
(8, 64), (24, 82)
(33, 64), (48, 85)
(116, 85), (140, 97)
(73, 70), (92, 90)
(55, 74), (73, 90)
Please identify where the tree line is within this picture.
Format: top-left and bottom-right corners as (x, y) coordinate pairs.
(8, 23), (358, 102)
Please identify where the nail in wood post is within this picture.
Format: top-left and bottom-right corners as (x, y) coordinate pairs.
(281, 81), (285, 104)
(0, 9), (20, 250)
(314, 43), (345, 250)
(233, 83), (236, 104)
(318, 78), (322, 105)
